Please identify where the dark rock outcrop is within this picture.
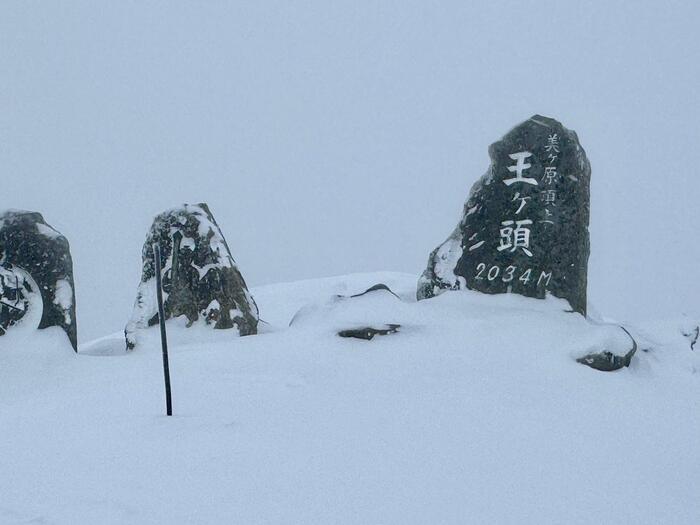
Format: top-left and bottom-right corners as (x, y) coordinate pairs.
(125, 203), (258, 349)
(0, 210), (78, 350)
(418, 115), (591, 316)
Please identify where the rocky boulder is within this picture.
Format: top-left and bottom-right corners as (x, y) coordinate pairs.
(418, 115), (591, 316)
(0, 210), (78, 350)
(125, 203), (258, 349)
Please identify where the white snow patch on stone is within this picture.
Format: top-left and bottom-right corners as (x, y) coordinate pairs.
(36, 222), (62, 239)
(53, 279), (73, 324)
(205, 299), (221, 312)
(180, 236), (196, 250)
(433, 234), (463, 288)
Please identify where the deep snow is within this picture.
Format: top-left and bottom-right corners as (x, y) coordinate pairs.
(1, 272), (699, 524)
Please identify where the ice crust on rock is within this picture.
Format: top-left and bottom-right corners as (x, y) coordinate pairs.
(125, 203), (258, 350)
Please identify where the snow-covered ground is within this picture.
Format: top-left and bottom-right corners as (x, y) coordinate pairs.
(1, 272), (699, 524)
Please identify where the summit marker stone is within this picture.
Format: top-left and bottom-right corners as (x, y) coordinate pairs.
(418, 115), (591, 315)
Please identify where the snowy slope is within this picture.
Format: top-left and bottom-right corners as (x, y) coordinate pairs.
(1, 272), (699, 524)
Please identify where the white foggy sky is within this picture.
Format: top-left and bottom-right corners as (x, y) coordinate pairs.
(2, 1), (699, 340)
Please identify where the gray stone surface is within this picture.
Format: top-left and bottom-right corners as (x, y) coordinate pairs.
(125, 203), (258, 349)
(418, 115), (591, 315)
(0, 210), (78, 350)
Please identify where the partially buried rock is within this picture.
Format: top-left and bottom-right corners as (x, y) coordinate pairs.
(0, 210), (78, 350)
(289, 283), (402, 340)
(336, 284), (401, 340)
(681, 322), (699, 351)
(338, 324), (400, 340)
(576, 327), (637, 371)
(418, 115), (591, 316)
(125, 203), (258, 350)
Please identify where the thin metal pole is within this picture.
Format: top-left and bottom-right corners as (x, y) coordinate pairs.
(153, 243), (172, 416)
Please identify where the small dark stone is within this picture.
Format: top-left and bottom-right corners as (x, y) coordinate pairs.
(418, 115), (590, 316)
(338, 324), (401, 340)
(125, 203), (258, 350)
(0, 210), (78, 350)
(577, 327), (637, 371)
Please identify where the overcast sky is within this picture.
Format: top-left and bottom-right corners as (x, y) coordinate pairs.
(2, 1), (699, 340)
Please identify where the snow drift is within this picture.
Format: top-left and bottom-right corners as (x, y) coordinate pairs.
(1, 272), (699, 524)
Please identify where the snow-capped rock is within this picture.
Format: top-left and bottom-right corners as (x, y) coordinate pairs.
(125, 203), (258, 350)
